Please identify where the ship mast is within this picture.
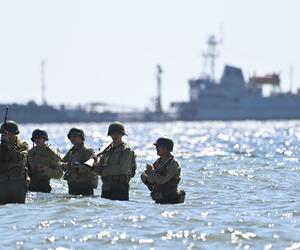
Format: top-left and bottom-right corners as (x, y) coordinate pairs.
(290, 65), (294, 93)
(155, 64), (163, 113)
(41, 59), (47, 105)
(202, 35), (221, 81)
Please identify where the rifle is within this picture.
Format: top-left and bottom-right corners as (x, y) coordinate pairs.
(1, 106), (9, 152)
(155, 155), (174, 174)
(141, 155), (174, 189)
(1, 106), (8, 133)
(84, 142), (113, 168)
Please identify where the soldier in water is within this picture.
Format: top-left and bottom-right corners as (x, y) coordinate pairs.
(141, 137), (185, 204)
(62, 128), (98, 196)
(27, 129), (63, 193)
(0, 120), (28, 204)
(92, 122), (136, 201)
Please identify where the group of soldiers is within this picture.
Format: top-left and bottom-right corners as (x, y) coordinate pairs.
(0, 120), (185, 205)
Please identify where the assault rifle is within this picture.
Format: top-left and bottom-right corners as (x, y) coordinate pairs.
(1, 106), (9, 151)
(1, 106), (8, 133)
(84, 143), (113, 168)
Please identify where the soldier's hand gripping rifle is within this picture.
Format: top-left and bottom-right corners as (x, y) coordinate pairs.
(154, 156), (174, 175)
(141, 156), (174, 191)
(84, 143), (112, 168)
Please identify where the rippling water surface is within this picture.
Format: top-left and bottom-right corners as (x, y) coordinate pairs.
(1, 121), (300, 250)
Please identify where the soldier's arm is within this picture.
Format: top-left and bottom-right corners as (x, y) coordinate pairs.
(92, 152), (109, 175)
(61, 150), (71, 171)
(0, 142), (28, 172)
(101, 149), (134, 176)
(141, 171), (153, 190)
(147, 161), (179, 185)
(83, 148), (94, 163)
(61, 150), (70, 163)
(6, 142), (28, 162)
(26, 152), (33, 176)
(89, 150), (105, 175)
(93, 162), (104, 175)
(73, 148), (97, 176)
(130, 152), (137, 178)
(46, 151), (63, 179)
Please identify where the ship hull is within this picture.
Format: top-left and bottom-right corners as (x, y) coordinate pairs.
(178, 107), (300, 121)
(176, 96), (300, 121)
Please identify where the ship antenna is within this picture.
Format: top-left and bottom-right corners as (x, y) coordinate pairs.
(41, 59), (47, 105)
(155, 64), (163, 114)
(202, 35), (222, 82)
(290, 65), (294, 93)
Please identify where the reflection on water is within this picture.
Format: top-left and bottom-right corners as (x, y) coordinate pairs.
(1, 121), (300, 249)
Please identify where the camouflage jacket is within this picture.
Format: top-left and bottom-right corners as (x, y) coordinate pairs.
(62, 143), (97, 183)
(0, 137), (28, 179)
(94, 142), (136, 178)
(146, 156), (181, 185)
(27, 144), (62, 180)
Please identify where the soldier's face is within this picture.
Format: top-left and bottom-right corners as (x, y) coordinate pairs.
(156, 145), (169, 157)
(110, 132), (122, 143)
(33, 137), (46, 146)
(69, 135), (83, 145)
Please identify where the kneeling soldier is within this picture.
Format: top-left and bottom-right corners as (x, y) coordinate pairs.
(141, 137), (185, 204)
(27, 129), (63, 193)
(0, 120), (28, 204)
(62, 128), (98, 195)
(93, 122), (136, 201)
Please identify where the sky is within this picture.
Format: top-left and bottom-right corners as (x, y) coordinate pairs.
(0, 0), (299, 111)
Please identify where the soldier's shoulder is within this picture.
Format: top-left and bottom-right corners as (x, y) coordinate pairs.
(83, 145), (94, 154)
(123, 143), (135, 153)
(19, 140), (29, 150)
(46, 146), (61, 156)
(45, 145), (55, 152)
(28, 147), (35, 154)
(62, 147), (72, 158)
(171, 157), (180, 168)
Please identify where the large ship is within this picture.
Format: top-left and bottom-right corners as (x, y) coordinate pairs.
(171, 35), (300, 120)
(0, 102), (119, 123)
(2, 36), (300, 123)
(0, 63), (173, 123)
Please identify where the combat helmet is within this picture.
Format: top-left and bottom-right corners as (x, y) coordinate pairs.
(154, 137), (174, 152)
(31, 129), (49, 142)
(107, 122), (127, 136)
(0, 120), (20, 135)
(67, 127), (85, 140)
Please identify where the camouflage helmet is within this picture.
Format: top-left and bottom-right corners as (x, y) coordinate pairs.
(0, 120), (20, 135)
(107, 121), (127, 136)
(154, 137), (174, 152)
(67, 127), (85, 140)
(31, 129), (49, 142)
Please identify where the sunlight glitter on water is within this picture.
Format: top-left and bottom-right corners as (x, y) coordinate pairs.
(1, 121), (300, 249)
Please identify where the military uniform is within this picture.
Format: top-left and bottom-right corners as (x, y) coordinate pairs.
(94, 142), (136, 201)
(142, 156), (185, 204)
(0, 135), (28, 204)
(141, 137), (185, 204)
(27, 144), (63, 193)
(62, 143), (98, 195)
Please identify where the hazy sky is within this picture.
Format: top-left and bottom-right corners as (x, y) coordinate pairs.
(0, 0), (299, 111)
